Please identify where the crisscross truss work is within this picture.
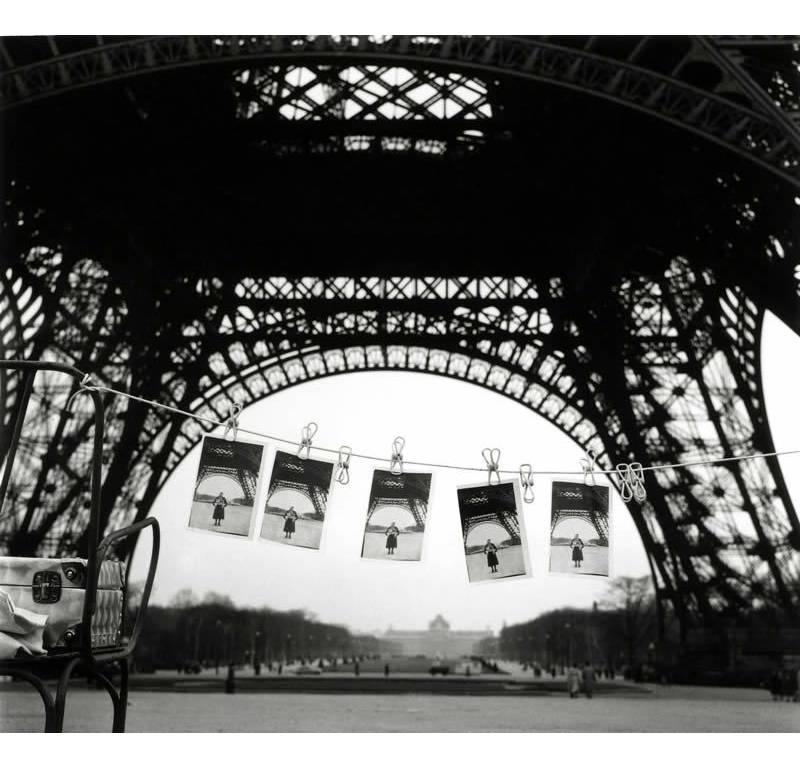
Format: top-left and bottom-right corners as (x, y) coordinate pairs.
(233, 65), (493, 155)
(1, 35), (800, 646)
(1, 264), (798, 632)
(1, 35), (798, 183)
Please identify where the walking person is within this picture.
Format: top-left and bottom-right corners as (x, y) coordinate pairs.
(385, 522), (400, 555)
(570, 534), (585, 568)
(283, 506), (298, 539)
(484, 539), (499, 574)
(566, 665), (582, 699)
(582, 660), (596, 699)
(212, 492), (228, 527)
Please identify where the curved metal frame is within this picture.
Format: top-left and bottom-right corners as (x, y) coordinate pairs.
(0, 359), (160, 733)
(0, 35), (798, 186)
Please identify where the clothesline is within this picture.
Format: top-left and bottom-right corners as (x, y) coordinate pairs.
(70, 377), (800, 478)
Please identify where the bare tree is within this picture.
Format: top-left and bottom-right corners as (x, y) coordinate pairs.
(601, 575), (657, 667)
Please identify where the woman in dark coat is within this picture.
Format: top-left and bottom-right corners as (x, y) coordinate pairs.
(385, 522), (400, 555)
(484, 539), (499, 573)
(212, 493), (228, 527)
(570, 535), (585, 568)
(283, 507), (298, 539)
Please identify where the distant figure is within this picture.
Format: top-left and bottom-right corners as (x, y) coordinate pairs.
(283, 507), (298, 539)
(484, 539), (499, 573)
(384, 663), (390, 677)
(566, 666), (582, 698)
(385, 522), (400, 555)
(570, 534), (585, 568)
(582, 661), (596, 698)
(354, 660), (360, 676)
(212, 492), (228, 527)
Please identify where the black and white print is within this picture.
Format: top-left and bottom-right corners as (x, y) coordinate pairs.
(549, 480), (611, 577)
(187, 436), (265, 537)
(361, 470), (432, 561)
(260, 450), (335, 550)
(456, 481), (529, 582)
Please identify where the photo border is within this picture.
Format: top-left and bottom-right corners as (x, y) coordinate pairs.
(359, 466), (436, 564)
(185, 433), (268, 542)
(456, 477), (532, 585)
(256, 447), (337, 553)
(547, 476), (614, 581)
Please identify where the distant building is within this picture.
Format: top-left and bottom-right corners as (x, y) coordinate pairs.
(383, 615), (493, 657)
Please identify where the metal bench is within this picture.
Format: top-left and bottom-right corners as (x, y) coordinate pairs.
(0, 359), (160, 732)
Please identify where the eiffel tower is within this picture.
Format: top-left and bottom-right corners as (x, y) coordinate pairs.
(1, 36), (799, 653)
(266, 451), (333, 518)
(367, 470), (432, 528)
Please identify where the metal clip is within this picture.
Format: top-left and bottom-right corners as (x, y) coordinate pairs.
(297, 422), (318, 460)
(482, 448), (502, 486)
(335, 445), (352, 485)
(616, 462), (647, 502)
(519, 463), (535, 503)
(66, 373), (96, 413)
(223, 402), (242, 442)
(580, 449), (598, 487)
(390, 437), (405, 475)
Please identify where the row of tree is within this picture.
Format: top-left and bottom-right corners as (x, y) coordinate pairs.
(487, 576), (664, 673)
(131, 588), (386, 671)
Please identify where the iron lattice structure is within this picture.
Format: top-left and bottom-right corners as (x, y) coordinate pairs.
(194, 438), (261, 505)
(550, 481), (610, 545)
(1, 36), (800, 642)
(458, 483), (523, 546)
(367, 471), (431, 528)
(266, 452), (332, 519)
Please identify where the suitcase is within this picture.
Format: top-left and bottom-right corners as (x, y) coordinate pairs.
(0, 556), (126, 651)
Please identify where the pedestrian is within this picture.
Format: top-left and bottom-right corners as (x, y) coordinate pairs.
(582, 660), (596, 699)
(385, 522), (400, 555)
(566, 665), (581, 698)
(484, 539), (499, 574)
(212, 492), (228, 527)
(384, 663), (390, 677)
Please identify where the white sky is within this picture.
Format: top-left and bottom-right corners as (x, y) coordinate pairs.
(130, 312), (800, 635)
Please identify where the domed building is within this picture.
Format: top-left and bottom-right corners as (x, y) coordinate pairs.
(383, 615), (493, 657)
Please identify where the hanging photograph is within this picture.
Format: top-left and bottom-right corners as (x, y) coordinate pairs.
(549, 480), (611, 577)
(360, 469), (433, 561)
(259, 450), (335, 550)
(456, 480), (530, 583)
(187, 436), (265, 538)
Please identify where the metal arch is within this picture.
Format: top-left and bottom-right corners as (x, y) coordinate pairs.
(1, 35), (799, 186)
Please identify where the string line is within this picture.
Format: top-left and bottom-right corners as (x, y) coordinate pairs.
(75, 382), (800, 477)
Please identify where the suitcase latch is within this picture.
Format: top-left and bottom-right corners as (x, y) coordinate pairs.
(33, 571), (61, 603)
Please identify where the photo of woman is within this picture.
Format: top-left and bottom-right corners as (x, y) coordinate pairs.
(260, 451), (335, 550)
(361, 470), (432, 562)
(456, 481), (530, 583)
(549, 480), (611, 577)
(187, 436), (265, 538)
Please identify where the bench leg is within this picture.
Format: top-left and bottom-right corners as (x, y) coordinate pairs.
(94, 660), (128, 733)
(52, 656), (81, 732)
(1, 668), (57, 732)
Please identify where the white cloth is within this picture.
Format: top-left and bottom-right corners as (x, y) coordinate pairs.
(0, 588), (48, 659)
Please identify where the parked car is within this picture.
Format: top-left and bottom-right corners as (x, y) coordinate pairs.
(429, 662), (450, 675)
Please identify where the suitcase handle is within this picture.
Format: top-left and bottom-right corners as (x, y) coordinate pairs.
(83, 517), (160, 658)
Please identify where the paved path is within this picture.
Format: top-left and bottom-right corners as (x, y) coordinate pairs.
(2, 685), (798, 732)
